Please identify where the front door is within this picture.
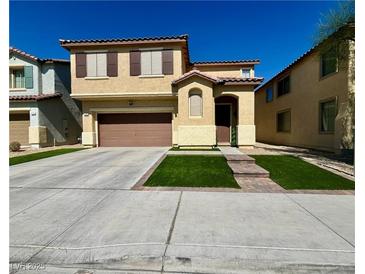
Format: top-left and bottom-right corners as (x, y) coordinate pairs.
(215, 104), (231, 144)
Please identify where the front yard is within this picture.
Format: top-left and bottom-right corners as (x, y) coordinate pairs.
(144, 155), (240, 188)
(10, 148), (86, 166)
(251, 155), (355, 190)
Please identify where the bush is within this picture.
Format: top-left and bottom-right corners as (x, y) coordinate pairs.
(9, 141), (21, 152)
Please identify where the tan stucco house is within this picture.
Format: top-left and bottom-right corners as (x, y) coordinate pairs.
(255, 26), (354, 153)
(60, 35), (263, 147)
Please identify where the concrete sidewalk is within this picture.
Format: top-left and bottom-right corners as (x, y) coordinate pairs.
(10, 190), (354, 273)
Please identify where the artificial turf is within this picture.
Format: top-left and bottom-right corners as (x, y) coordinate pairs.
(251, 155), (354, 190)
(144, 155), (240, 188)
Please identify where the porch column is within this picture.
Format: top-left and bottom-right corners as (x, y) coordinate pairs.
(237, 92), (256, 147)
(81, 111), (97, 147)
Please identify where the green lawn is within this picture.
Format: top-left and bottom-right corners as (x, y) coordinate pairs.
(251, 155), (355, 190)
(10, 148), (86, 166)
(169, 147), (220, 151)
(144, 155), (240, 188)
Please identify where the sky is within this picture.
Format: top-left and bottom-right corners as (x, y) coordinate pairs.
(10, 1), (340, 81)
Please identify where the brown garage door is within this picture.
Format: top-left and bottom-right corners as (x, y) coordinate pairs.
(98, 113), (172, 147)
(9, 113), (30, 145)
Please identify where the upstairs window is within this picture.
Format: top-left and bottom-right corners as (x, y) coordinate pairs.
(189, 89), (203, 117)
(277, 75), (290, 97)
(320, 99), (336, 133)
(141, 50), (162, 75)
(9, 68), (24, 89)
(9, 66), (33, 89)
(321, 48), (338, 77)
(266, 87), (273, 103)
(86, 53), (107, 77)
(241, 68), (251, 78)
(277, 110), (291, 132)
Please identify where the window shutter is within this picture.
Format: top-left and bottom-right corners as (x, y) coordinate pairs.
(130, 51), (141, 76)
(162, 50), (173, 75)
(76, 53), (87, 78)
(107, 52), (118, 77)
(24, 66), (33, 89)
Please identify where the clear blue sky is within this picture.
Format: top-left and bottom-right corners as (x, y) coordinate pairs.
(10, 1), (339, 81)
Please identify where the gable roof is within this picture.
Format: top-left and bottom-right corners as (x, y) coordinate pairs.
(172, 70), (219, 85)
(9, 47), (69, 64)
(172, 70), (263, 86)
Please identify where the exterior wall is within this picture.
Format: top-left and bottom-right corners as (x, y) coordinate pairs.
(37, 98), (82, 146)
(70, 44), (184, 95)
(255, 50), (349, 152)
(193, 65), (254, 78)
(9, 53), (41, 96)
(81, 98), (177, 146)
(41, 63), (55, 94)
(175, 77), (216, 146)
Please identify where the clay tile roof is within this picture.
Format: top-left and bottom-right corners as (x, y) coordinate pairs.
(192, 60), (260, 66)
(59, 34), (189, 47)
(9, 47), (40, 62)
(172, 70), (219, 85)
(172, 70), (264, 86)
(9, 93), (62, 101)
(9, 47), (69, 63)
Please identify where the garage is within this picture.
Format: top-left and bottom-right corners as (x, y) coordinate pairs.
(98, 113), (172, 147)
(9, 113), (30, 146)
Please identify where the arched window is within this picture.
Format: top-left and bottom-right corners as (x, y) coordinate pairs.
(189, 89), (202, 117)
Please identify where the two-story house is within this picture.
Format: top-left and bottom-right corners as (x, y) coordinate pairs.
(9, 47), (82, 148)
(255, 25), (355, 153)
(60, 35), (263, 147)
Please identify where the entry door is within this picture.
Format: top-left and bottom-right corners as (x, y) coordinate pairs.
(215, 105), (231, 144)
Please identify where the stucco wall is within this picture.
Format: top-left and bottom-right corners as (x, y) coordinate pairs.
(38, 98), (82, 146)
(70, 44), (184, 95)
(255, 50), (349, 152)
(194, 65), (254, 78)
(41, 64), (55, 94)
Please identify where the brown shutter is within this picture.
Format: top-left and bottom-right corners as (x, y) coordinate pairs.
(107, 52), (118, 77)
(130, 51), (141, 76)
(75, 53), (87, 78)
(162, 50), (173, 75)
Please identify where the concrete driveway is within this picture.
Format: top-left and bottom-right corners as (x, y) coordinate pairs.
(9, 148), (354, 273)
(10, 147), (168, 190)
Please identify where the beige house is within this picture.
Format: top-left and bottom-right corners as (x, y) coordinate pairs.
(60, 35), (263, 147)
(255, 32), (354, 153)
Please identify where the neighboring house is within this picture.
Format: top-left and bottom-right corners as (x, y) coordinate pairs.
(255, 28), (355, 154)
(9, 47), (82, 148)
(59, 35), (263, 147)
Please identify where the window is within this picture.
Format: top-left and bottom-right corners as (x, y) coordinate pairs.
(189, 90), (203, 117)
(9, 68), (25, 89)
(266, 87), (273, 102)
(320, 99), (336, 133)
(321, 49), (338, 77)
(141, 50), (162, 75)
(277, 76), (290, 97)
(86, 53), (107, 77)
(241, 68), (251, 78)
(277, 110), (291, 132)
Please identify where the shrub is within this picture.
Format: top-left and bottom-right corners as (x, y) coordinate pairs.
(9, 141), (21, 152)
